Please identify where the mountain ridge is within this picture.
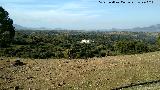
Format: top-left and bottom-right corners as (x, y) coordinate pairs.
(13, 24), (160, 32)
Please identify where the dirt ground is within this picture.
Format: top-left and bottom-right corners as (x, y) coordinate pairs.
(1, 52), (160, 90)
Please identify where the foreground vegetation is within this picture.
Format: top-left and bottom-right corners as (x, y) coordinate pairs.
(1, 51), (160, 90)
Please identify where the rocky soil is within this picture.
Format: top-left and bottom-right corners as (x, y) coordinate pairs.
(1, 52), (160, 90)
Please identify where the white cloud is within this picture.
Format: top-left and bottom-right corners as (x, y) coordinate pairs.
(7, 2), (100, 29)
(2, 0), (160, 29)
(5, 0), (100, 28)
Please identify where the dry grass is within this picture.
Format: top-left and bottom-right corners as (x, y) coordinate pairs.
(1, 52), (160, 90)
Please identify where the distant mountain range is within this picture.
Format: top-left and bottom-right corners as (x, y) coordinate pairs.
(13, 24), (53, 30)
(13, 24), (160, 32)
(13, 24), (28, 30)
(131, 24), (160, 32)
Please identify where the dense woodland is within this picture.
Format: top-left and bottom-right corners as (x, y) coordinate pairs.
(0, 30), (160, 59)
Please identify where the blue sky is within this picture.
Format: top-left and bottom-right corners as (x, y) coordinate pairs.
(1, 0), (160, 30)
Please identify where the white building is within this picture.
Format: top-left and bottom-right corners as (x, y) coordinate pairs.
(80, 39), (90, 44)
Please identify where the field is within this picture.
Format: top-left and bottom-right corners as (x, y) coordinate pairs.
(1, 51), (160, 90)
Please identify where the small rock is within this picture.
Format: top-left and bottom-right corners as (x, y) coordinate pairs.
(77, 66), (81, 68)
(6, 60), (10, 62)
(0, 67), (3, 69)
(58, 83), (63, 87)
(58, 81), (66, 87)
(14, 60), (25, 66)
(27, 76), (34, 79)
(64, 61), (69, 63)
(14, 86), (19, 90)
(91, 69), (95, 71)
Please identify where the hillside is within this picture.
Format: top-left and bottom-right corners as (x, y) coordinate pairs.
(1, 52), (160, 90)
(13, 24), (29, 30)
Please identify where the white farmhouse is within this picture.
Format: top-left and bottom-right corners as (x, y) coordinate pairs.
(80, 39), (90, 44)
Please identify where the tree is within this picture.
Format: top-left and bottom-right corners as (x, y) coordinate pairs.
(157, 35), (160, 46)
(0, 7), (15, 47)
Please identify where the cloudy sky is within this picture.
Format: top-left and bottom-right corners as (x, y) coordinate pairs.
(1, 0), (160, 30)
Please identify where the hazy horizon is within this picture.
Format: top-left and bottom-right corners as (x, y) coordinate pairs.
(1, 0), (160, 30)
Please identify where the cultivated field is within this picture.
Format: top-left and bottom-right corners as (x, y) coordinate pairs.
(1, 52), (160, 90)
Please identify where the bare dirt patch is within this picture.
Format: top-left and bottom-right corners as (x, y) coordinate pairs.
(1, 52), (160, 90)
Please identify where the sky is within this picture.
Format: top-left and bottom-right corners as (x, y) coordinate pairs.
(1, 0), (160, 30)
